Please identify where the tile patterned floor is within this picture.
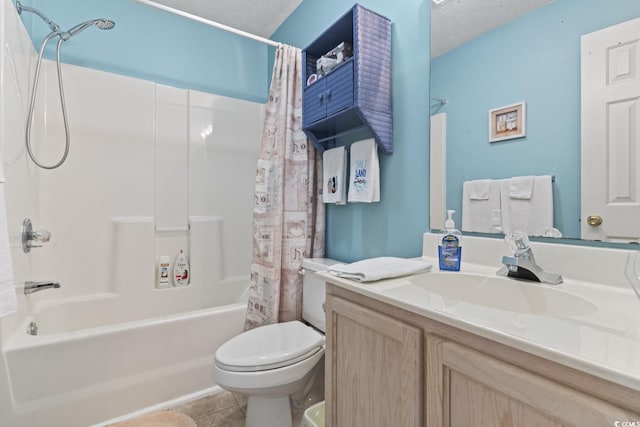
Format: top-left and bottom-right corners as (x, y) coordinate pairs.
(108, 391), (247, 427)
(173, 391), (247, 427)
(112, 367), (324, 427)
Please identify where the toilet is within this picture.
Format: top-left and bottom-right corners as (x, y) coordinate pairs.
(213, 258), (337, 427)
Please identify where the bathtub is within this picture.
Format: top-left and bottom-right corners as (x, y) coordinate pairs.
(1, 282), (248, 426)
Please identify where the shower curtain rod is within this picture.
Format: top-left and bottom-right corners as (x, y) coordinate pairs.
(133, 0), (291, 48)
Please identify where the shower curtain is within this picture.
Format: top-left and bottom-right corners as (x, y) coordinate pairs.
(245, 44), (325, 330)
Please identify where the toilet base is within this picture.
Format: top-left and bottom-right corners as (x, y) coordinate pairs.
(245, 395), (292, 427)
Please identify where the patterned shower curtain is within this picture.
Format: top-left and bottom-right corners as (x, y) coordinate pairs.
(245, 44), (325, 330)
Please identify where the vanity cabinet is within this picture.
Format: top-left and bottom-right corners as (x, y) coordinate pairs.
(325, 296), (423, 426)
(302, 4), (392, 154)
(427, 337), (636, 426)
(325, 284), (640, 427)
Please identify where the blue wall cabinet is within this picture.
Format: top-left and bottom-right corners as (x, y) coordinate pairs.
(302, 4), (393, 154)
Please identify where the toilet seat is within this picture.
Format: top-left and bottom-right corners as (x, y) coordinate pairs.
(215, 320), (325, 373)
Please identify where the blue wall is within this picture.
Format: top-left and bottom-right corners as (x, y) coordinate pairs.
(431, 0), (640, 239)
(15, 0), (269, 102)
(274, 0), (431, 262)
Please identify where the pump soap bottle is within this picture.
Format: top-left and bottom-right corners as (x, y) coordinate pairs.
(438, 210), (462, 271)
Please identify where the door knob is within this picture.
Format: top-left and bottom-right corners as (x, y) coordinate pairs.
(586, 215), (603, 226)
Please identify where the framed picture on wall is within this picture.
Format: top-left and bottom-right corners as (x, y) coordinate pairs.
(489, 102), (526, 142)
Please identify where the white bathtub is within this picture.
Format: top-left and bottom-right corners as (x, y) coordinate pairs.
(2, 285), (248, 426)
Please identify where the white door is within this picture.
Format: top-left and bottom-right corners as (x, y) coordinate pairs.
(430, 113), (446, 230)
(581, 17), (640, 242)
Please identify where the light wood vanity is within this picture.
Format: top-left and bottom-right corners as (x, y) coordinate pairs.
(325, 283), (640, 427)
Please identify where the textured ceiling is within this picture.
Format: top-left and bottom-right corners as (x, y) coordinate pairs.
(431, 0), (554, 58)
(144, 0), (303, 38)
(141, 0), (552, 57)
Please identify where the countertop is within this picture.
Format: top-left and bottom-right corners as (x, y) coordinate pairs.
(320, 257), (640, 392)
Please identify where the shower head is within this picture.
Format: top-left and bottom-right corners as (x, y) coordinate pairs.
(61, 18), (116, 41)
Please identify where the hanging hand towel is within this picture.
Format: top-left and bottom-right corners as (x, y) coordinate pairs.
(347, 138), (380, 203)
(0, 184), (16, 318)
(462, 179), (501, 233)
(508, 175), (535, 199)
(469, 179), (492, 200)
(500, 175), (553, 236)
(328, 257), (432, 282)
(322, 146), (347, 205)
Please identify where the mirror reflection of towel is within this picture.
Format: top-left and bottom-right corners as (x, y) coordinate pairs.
(462, 179), (501, 233)
(500, 175), (553, 236)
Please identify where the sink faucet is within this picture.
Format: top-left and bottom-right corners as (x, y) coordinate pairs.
(497, 232), (563, 285)
(24, 281), (61, 295)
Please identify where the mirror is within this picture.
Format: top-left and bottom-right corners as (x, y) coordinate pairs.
(430, 0), (640, 243)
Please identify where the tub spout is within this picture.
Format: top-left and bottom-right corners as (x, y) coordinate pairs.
(24, 281), (61, 295)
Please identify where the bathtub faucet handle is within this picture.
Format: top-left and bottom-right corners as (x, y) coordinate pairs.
(22, 218), (52, 253)
(31, 229), (51, 243)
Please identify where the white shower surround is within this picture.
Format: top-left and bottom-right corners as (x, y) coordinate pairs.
(0, 0), (265, 424)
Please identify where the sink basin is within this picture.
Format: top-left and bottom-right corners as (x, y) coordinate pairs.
(381, 272), (598, 317)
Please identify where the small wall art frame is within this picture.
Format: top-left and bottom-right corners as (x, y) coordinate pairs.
(489, 101), (526, 142)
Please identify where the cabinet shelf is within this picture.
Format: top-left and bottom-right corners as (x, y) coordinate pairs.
(302, 4), (392, 154)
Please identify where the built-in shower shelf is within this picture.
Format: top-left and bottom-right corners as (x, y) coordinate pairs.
(155, 225), (190, 232)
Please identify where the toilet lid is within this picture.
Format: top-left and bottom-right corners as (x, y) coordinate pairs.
(215, 320), (325, 372)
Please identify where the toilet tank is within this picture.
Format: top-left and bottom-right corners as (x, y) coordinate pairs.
(301, 258), (340, 333)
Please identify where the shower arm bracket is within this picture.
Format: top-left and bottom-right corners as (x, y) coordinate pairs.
(16, 1), (61, 34)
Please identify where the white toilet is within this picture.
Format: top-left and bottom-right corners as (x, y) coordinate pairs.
(213, 258), (337, 427)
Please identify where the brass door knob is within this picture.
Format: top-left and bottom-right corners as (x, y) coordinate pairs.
(586, 215), (603, 226)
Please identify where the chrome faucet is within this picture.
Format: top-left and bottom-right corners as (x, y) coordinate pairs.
(24, 281), (61, 295)
(497, 232), (563, 285)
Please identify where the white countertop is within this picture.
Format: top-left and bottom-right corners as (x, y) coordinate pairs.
(320, 256), (640, 392)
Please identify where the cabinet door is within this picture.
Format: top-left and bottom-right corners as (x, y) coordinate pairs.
(326, 296), (423, 427)
(426, 337), (640, 426)
(324, 61), (354, 116)
(303, 79), (327, 126)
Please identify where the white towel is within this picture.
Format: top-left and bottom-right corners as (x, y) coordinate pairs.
(462, 179), (501, 233)
(469, 179), (491, 200)
(0, 184), (16, 318)
(328, 257), (432, 282)
(500, 175), (553, 236)
(322, 147), (347, 205)
(508, 176), (535, 199)
(347, 139), (380, 203)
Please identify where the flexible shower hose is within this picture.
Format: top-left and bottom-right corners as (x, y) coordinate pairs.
(25, 31), (71, 170)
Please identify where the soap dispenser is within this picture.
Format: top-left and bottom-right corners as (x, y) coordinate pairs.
(438, 210), (462, 271)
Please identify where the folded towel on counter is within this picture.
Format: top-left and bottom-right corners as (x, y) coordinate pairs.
(322, 146), (347, 205)
(0, 184), (16, 318)
(508, 175), (535, 199)
(328, 257), (432, 282)
(462, 179), (501, 233)
(500, 175), (553, 236)
(347, 138), (380, 203)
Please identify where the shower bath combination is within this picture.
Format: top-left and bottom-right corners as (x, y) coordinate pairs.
(16, 1), (115, 169)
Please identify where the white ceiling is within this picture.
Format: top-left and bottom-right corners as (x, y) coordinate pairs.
(431, 0), (554, 58)
(144, 0), (553, 57)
